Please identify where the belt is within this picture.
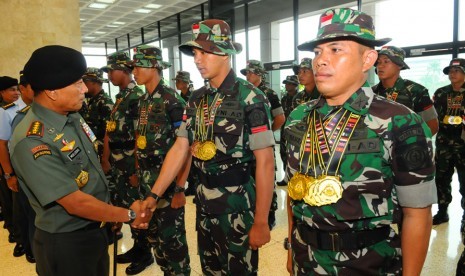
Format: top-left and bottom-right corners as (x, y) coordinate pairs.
(199, 164), (251, 189)
(73, 222), (103, 232)
(109, 140), (135, 150)
(296, 223), (390, 251)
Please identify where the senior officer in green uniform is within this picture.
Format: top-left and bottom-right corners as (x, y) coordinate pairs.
(284, 9), (436, 275)
(372, 46), (438, 135)
(130, 45), (191, 275)
(9, 45), (146, 276)
(292, 58), (319, 106)
(82, 67), (114, 159)
(135, 19), (276, 275)
(100, 51), (150, 272)
(241, 59), (284, 229)
(432, 58), (465, 227)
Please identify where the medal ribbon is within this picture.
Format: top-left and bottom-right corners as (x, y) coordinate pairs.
(194, 92), (224, 142)
(446, 93), (463, 116)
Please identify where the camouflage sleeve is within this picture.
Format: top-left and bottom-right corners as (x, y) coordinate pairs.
(165, 91), (185, 129)
(244, 87), (275, 151)
(390, 113), (437, 207)
(411, 84), (437, 121)
(266, 90), (284, 117)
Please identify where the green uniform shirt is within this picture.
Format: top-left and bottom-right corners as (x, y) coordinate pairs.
(285, 84), (436, 231)
(177, 70), (275, 214)
(433, 84), (465, 139)
(83, 89), (114, 141)
(293, 87), (319, 107)
(10, 102), (108, 233)
(257, 82), (284, 118)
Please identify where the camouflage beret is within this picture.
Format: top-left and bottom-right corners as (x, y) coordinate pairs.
(172, 71), (191, 82)
(240, 60), (267, 76)
(101, 51), (131, 73)
(292, 58), (313, 75)
(282, 75), (299, 86)
(179, 19), (242, 57)
(0, 76), (18, 91)
(24, 45), (86, 91)
(375, 46), (410, 70)
(127, 45), (171, 69)
(443, 58), (465, 75)
(83, 67), (108, 83)
(298, 8), (391, 51)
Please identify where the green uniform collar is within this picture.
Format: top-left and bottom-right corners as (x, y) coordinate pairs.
(31, 102), (79, 133)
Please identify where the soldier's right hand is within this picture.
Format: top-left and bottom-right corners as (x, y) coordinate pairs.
(129, 200), (152, 229)
(287, 247), (293, 275)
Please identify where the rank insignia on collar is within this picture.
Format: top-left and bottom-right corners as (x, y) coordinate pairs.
(61, 140), (75, 152)
(27, 121), (44, 137)
(53, 133), (64, 142)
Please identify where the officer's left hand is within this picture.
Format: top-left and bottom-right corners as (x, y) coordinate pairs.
(7, 176), (18, 192)
(171, 192), (186, 209)
(248, 222), (270, 250)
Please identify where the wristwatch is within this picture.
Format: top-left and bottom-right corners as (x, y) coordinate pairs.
(4, 172), (15, 180)
(147, 191), (161, 203)
(174, 185), (185, 193)
(283, 237), (291, 250)
(128, 209), (136, 223)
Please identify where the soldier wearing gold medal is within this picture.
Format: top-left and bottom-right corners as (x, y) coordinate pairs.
(129, 44), (190, 275)
(9, 45), (146, 276)
(284, 9), (436, 275)
(432, 58), (465, 229)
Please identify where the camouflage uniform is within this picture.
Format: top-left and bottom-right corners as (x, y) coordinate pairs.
(280, 75), (299, 173)
(178, 20), (275, 275)
(286, 9), (437, 275)
(292, 58), (319, 107)
(81, 67), (114, 158)
(129, 45), (191, 275)
(372, 46), (437, 125)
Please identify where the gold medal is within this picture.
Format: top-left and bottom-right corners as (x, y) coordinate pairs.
(450, 116), (463, 125)
(75, 170), (89, 188)
(288, 173), (314, 200)
(191, 141), (200, 158)
(106, 120), (116, 132)
(198, 140), (216, 161)
(304, 175), (343, 206)
(137, 136), (147, 149)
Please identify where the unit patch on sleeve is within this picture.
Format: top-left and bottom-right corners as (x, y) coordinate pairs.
(30, 144), (51, 160)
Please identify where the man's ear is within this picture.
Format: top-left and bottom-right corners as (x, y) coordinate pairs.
(362, 49), (378, 73)
(44, 89), (57, 101)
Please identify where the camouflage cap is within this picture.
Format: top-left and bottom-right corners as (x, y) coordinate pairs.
(179, 19), (242, 56)
(101, 51), (131, 73)
(240, 60), (267, 76)
(127, 44), (171, 69)
(443, 58), (465, 75)
(292, 58), (313, 75)
(83, 67), (108, 83)
(298, 8), (391, 51)
(375, 46), (410, 70)
(282, 75), (299, 86)
(172, 71), (191, 82)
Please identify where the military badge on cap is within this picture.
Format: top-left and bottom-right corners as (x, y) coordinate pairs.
(443, 58), (465, 75)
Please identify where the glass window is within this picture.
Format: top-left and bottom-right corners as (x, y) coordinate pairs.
(116, 34), (129, 51)
(248, 27), (261, 61)
(129, 30), (143, 47)
(143, 23), (159, 43)
(363, 0), (454, 47)
(160, 15), (178, 39)
(180, 5), (203, 33)
(460, 1), (465, 40)
(234, 31), (247, 76)
(297, 15), (319, 61)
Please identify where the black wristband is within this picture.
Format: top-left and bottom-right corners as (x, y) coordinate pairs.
(147, 191), (161, 202)
(174, 185), (185, 193)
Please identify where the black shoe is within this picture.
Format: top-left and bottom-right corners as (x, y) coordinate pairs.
(116, 246), (139, 264)
(432, 212), (449, 225)
(125, 255), (154, 275)
(8, 234), (15, 243)
(13, 243), (25, 257)
(25, 253), (36, 263)
(277, 180), (287, 187)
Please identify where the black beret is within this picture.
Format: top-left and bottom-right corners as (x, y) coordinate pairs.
(24, 45), (87, 91)
(0, 76), (18, 91)
(19, 70), (28, 85)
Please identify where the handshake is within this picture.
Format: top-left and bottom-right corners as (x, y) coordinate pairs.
(127, 197), (158, 229)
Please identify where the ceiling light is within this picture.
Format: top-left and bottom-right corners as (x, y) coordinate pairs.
(134, 8), (151, 14)
(107, 25), (118, 28)
(85, 36), (96, 39)
(113, 21), (125, 25)
(96, 0), (115, 3)
(88, 3), (108, 9)
(80, 18), (86, 21)
(94, 31), (106, 34)
(145, 4), (162, 9)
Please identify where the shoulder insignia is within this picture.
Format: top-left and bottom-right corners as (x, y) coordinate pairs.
(27, 121), (44, 137)
(2, 102), (15, 110)
(17, 105), (31, 114)
(31, 144), (52, 160)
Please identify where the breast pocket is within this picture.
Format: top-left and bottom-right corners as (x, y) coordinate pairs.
(213, 116), (243, 155)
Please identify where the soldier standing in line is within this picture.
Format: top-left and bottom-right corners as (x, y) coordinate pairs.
(292, 58), (319, 106)
(372, 46), (438, 135)
(278, 75), (299, 186)
(241, 59), (285, 229)
(432, 58), (465, 227)
(100, 52), (150, 274)
(172, 70), (198, 196)
(81, 67), (114, 160)
(136, 19), (275, 275)
(285, 8), (435, 275)
(129, 45), (191, 275)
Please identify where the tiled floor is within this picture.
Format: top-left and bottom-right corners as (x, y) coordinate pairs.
(0, 166), (463, 275)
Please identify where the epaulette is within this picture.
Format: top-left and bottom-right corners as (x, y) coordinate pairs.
(2, 102), (15, 110)
(17, 105), (31, 114)
(27, 121), (44, 137)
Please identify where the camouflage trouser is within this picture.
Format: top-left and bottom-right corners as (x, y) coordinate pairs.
(435, 138), (465, 208)
(141, 164), (191, 275)
(291, 226), (402, 275)
(108, 155), (151, 251)
(198, 210), (258, 276)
